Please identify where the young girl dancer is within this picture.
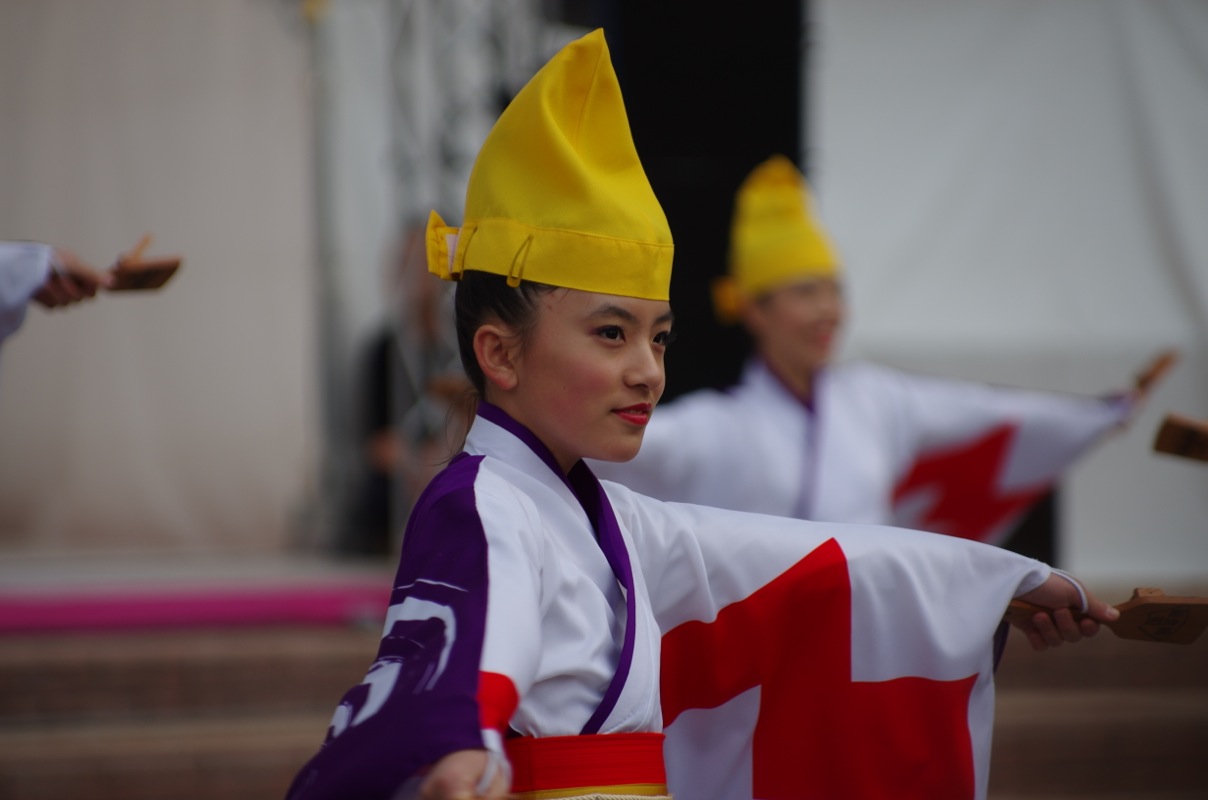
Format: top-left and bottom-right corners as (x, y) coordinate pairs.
(286, 29), (1115, 800)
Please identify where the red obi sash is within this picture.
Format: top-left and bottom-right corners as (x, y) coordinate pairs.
(505, 732), (667, 798)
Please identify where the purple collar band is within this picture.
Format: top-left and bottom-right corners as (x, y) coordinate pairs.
(474, 400), (636, 734)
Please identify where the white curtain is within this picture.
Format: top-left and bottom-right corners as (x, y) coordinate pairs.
(815, 0), (1208, 582)
(0, 0), (319, 554)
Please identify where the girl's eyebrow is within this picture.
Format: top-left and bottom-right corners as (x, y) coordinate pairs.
(588, 304), (675, 326)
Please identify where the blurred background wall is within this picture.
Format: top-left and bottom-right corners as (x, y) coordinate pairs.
(0, 0), (319, 555)
(1, 0), (1204, 584)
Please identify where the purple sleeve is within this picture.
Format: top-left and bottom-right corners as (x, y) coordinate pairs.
(287, 455), (493, 799)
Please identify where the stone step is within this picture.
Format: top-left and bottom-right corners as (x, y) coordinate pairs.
(0, 712), (331, 800)
(0, 625), (380, 724)
(989, 688), (1208, 796)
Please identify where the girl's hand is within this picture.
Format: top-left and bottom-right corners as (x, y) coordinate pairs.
(1014, 571), (1120, 651)
(419, 749), (509, 800)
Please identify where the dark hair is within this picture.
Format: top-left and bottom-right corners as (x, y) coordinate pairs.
(454, 271), (557, 397)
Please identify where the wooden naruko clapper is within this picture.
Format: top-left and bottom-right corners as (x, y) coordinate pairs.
(1005, 587), (1208, 645)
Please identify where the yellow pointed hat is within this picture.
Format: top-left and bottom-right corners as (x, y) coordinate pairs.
(712, 155), (841, 323)
(426, 29), (673, 301)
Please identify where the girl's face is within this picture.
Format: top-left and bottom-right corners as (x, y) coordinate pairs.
(494, 288), (674, 473)
(745, 277), (844, 379)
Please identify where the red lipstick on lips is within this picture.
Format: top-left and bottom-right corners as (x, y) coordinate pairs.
(614, 403), (652, 425)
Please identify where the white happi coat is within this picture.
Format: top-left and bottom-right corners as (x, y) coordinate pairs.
(592, 358), (1130, 542)
(289, 404), (1054, 800)
(1, 241), (52, 349)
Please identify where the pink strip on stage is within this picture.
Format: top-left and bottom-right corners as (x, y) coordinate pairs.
(0, 582), (392, 633)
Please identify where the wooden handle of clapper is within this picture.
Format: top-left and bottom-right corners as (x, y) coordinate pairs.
(1153, 413), (1208, 463)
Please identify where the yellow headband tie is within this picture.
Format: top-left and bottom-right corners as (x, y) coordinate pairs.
(427, 29), (673, 301)
(714, 154), (841, 323)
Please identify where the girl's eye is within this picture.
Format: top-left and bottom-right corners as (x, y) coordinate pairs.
(598, 325), (623, 341)
(654, 329), (676, 347)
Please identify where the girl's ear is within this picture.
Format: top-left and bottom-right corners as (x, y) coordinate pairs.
(740, 300), (768, 343)
(473, 323), (519, 392)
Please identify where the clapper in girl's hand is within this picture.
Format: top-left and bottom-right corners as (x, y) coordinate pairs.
(107, 233), (182, 291)
(1006, 587), (1208, 645)
(1153, 413), (1208, 464)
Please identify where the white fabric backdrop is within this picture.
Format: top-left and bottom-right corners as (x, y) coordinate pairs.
(815, 0), (1208, 582)
(0, 0), (319, 554)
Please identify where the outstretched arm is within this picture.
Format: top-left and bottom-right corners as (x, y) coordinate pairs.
(1116, 348), (1178, 427)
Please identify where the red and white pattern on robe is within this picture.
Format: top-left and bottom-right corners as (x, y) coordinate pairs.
(662, 540), (979, 799)
(891, 394), (1132, 545)
(617, 493), (1050, 800)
